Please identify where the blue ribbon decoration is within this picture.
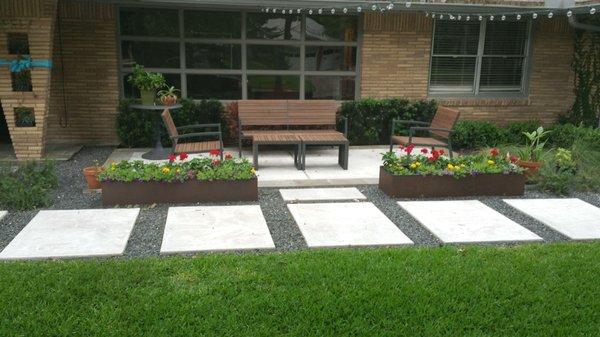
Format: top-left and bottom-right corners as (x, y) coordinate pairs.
(0, 57), (52, 73)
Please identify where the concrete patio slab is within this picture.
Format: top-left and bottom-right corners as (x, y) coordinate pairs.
(280, 187), (367, 202)
(287, 202), (413, 248)
(161, 205), (275, 253)
(0, 209), (139, 260)
(504, 198), (600, 240)
(398, 200), (542, 244)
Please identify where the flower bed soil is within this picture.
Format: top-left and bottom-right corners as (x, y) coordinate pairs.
(379, 166), (525, 198)
(101, 178), (258, 206)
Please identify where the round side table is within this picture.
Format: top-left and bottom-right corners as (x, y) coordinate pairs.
(130, 104), (182, 160)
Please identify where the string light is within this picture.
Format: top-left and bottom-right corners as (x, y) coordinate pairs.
(466, 15), (470, 21)
(532, 12), (538, 19)
(439, 14), (444, 19)
(343, 8), (348, 14)
(425, 12), (429, 17)
(330, 8), (335, 14)
(318, 8), (323, 14)
(547, 12), (553, 18)
(516, 14), (521, 20)
(357, 6), (362, 12)
(591, 8), (596, 15)
(308, 9), (313, 15)
(566, 10), (572, 17)
(371, 4), (377, 11)
(490, 15), (494, 20)
(501, 15), (506, 20)
(387, 3), (394, 10)
(265, 8), (269, 13)
(405, 2), (412, 8)
(478, 15), (483, 21)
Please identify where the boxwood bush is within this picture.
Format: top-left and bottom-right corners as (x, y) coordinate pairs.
(116, 98), (224, 148)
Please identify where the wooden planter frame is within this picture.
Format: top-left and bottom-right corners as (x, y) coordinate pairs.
(378, 167), (525, 198)
(101, 178), (258, 206)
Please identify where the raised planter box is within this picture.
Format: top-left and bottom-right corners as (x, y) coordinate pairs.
(101, 178), (258, 206)
(379, 166), (525, 198)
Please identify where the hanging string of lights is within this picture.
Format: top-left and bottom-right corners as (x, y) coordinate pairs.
(260, 2), (597, 20)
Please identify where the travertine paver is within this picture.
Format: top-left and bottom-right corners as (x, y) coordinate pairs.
(280, 187), (367, 202)
(161, 205), (275, 253)
(287, 202), (413, 247)
(398, 200), (542, 244)
(504, 198), (600, 240)
(0, 209), (140, 260)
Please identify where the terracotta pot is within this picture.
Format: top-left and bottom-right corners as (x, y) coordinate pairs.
(83, 167), (103, 189)
(160, 95), (178, 106)
(517, 160), (543, 178)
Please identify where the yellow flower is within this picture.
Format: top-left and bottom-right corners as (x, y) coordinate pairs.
(487, 160), (495, 165)
(176, 168), (181, 174)
(250, 168), (257, 174)
(447, 163), (455, 170)
(410, 163), (417, 169)
(162, 167), (171, 174)
(415, 161), (421, 167)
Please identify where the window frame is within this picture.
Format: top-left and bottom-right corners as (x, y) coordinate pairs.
(428, 18), (533, 99)
(117, 5), (361, 101)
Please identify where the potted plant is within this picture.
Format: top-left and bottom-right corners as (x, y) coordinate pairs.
(127, 64), (166, 105)
(517, 126), (551, 177)
(82, 160), (103, 190)
(158, 86), (180, 106)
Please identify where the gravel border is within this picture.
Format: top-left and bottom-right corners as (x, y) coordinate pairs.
(0, 147), (599, 260)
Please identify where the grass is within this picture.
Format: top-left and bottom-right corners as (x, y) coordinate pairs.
(2, 244), (600, 336)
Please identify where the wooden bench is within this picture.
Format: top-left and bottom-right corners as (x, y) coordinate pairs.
(389, 106), (460, 159)
(238, 100), (348, 169)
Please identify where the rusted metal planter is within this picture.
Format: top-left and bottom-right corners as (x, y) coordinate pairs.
(379, 166), (525, 198)
(101, 178), (258, 206)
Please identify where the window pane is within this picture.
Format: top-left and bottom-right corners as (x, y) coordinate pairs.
(433, 21), (480, 55)
(306, 15), (357, 42)
(479, 57), (524, 91)
(120, 8), (178, 37)
(186, 43), (241, 69)
(305, 76), (355, 100)
(121, 41), (180, 68)
(305, 46), (356, 71)
(430, 56), (476, 91)
(8, 33), (30, 55)
(184, 11), (241, 38)
(247, 45), (300, 70)
(484, 21), (528, 55)
(246, 13), (301, 40)
(123, 73), (181, 98)
(187, 75), (242, 99)
(247, 75), (299, 99)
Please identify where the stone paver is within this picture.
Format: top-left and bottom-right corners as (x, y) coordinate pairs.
(287, 202), (413, 248)
(0, 211), (6, 221)
(398, 200), (542, 244)
(0, 209), (140, 260)
(280, 187), (367, 202)
(161, 205), (275, 253)
(504, 198), (600, 240)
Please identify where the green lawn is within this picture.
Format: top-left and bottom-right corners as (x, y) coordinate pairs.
(2, 243), (600, 336)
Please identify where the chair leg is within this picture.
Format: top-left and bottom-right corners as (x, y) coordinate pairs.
(389, 137), (394, 152)
(238, 137), (242, 158)
(252, 142), (258, 169)
(301, 143), (306, 170)
(342, 144), (349, 170)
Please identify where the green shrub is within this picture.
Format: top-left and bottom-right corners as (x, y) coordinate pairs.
(338, 98), (437, 145)
(451, 120), (505, 150)
(0, 161), (57, 210)
(116, 98), (225, 148)
(548, 123), (600, 149)
(503, 121), (540, 144)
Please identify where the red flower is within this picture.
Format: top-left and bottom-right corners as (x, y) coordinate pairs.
(209, 149), (221, 157)
(490, 148), (499, 157)
(225, 152), (233, 160)
(509, 155), (519, 163)
(212, 159), (221, 166)
(420, 148), (429, 154)
(405, 144), (415, 155)
(438, 149), (445, 155)
(398, 144), (405, 150)
(179, 152), (188, 161)
(167, 154), (177, 163)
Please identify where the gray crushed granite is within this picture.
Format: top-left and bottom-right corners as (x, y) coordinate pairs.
(1, 146), (600, 260)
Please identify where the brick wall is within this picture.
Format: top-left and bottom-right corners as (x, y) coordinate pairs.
(46, 1), (119, 145)
(360, 12), (575, 125)
(0, 0), (56, 159)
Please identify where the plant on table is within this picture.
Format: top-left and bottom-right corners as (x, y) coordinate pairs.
(516, 126), (551, 177)
(127, 64), (166, 105)
(98, 151), (255, 183)
(382, 145), (523, 179)
(157, 86), (180, 106)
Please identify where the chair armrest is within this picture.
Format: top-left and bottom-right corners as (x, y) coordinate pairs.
(409, 126), (454, 137)
(176, 123), (221, 132)
(337, 115), (348, 137)
(173, 131), (222, 140)
(391, 120), (430, 136)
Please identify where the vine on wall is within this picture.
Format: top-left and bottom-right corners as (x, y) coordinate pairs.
(566, 15), (600, 127)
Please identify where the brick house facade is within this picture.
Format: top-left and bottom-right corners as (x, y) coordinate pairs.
(0, 0), (588, 159)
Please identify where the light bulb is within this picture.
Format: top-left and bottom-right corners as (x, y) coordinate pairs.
(501, 15), (506, 20)
(591, 8), (596, 15)
(532, 12), (538, 19)
(516, 14), (521, 20)
(490, 15), (494, 20)
(265, 8), (269, 13)
(478, 15), (483, 21)
(343, 8), (348, 13)
(357, 6), (362, 12)
(406, 2), (411, 8)
(331, 8), (335, 14)
(297, 9), (301, 14)
(308, 9), (313, 14)
(457, 15), (462, 20)
(318, 8), (323, 14)
(387, 3), (394, 10)
(566, 10), (572, 17)
(548, 12), (553, 18)
(425, 12), (429, 17)
(466, 15), (470, 21)
(371, 4), (377, 11)
(439, 14), (443, 19)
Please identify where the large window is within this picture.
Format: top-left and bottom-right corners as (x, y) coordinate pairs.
(118, 8), (359, 100)
(429, 19), (530, 96)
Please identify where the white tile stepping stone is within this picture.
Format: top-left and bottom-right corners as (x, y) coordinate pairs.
(280, 187), (367, 202)
(0, 211), (6, 221)
(398, 200), (542, 244)
(0, 209), (140, 260)
(161, 205), (275, 253)
(287, 202), (413, 247)
(504, 198), (600, 240)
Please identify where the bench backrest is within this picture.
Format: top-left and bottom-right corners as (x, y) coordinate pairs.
(238, 100), (288, 126)
(429, 106), (460, 139)
(161, 109), (179, 138)
(238, 100), (338, 128)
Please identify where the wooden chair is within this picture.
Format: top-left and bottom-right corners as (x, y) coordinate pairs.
(389, 106), (460, 158)
(161, 109), (223, 160)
